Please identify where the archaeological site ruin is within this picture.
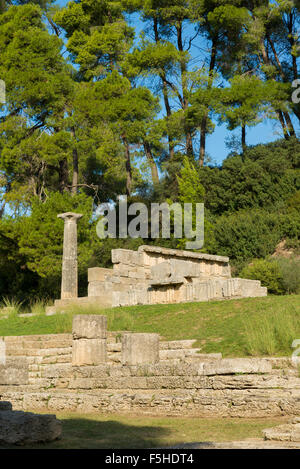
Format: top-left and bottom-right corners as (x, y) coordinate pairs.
(0, 314), (300, 424)
(48, 212), (267, 314)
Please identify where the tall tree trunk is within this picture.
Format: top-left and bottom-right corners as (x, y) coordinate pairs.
(241, 124), (246, 154)
(261, 37), (295, 136)
(277, 110), (290, 140)
(71, 127), (78, 196)
(176, 22), (194, 158)
(58, 158), (69, 193)
(122, 135), (132, 196)
(199, 122), (206, 167)
(153, 18), (175, 161)
(199, 36), (217, 166)
(283, 111), (296, 137)
(143, 141), (159, 184)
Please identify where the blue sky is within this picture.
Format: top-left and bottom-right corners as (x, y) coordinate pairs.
(56, 0), (299, 165)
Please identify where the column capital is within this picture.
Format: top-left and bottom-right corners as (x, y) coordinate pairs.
(57, 212), (83, 222)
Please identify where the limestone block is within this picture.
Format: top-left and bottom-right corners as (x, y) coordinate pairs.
(128, 267), (146, 279)
(88, 267), (113, 282)
(232, 278), (267, 297)
(122, 333), (159, 365)
(113, 263), (130, 276)
(88, 281), (107, 297)
(201, 358), (272, 376)
(72, 314), (107, 339)
(112, 249), (144, 266)
(138, 245), (230, 264)
(72, 338), (107, 366)
(263, 423), (300, 442)
(0, 358), (28, 385)
(0, 410), (62, 444)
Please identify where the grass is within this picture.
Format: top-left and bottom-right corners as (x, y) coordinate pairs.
(0, 295), (300, 357)
(0, 294), (299, 357)
(0, 413), (287, 449)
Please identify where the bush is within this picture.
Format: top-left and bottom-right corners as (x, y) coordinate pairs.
(240, 259), (283, 294)
(240, 256), (300, 295)
(276, 257), (300, 294)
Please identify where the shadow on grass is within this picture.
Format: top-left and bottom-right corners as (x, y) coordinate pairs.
(0, 417), (172, 449)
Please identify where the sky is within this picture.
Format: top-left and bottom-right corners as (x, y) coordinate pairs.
(56, 1), (298, 165)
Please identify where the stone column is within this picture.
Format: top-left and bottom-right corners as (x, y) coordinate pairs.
(57, 212), (83, 299)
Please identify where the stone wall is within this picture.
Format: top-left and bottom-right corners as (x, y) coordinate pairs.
(52, 245), (266, 311)
(1, 316), (299, 418)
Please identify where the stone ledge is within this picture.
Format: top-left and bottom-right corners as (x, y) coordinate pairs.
(138, 245), (229, 263)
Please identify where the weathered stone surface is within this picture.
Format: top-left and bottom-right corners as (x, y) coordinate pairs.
(72, 338), (107, 366)
(201, 358), (272, 376)
(72, 315), (107, 339)
(0, 409), (61, 444)
(263, 423), (300, 442)
(138, 245), (230, 264)
(122, 333), (159, 365)
(0, 358), (28, 385)
(88, 267), (113, 282)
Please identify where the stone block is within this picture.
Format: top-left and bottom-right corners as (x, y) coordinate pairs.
(263, 423), (300, 442)
(88, 267), (113, 282)
(201, 358), (272, 376)
(0, 410), (62, 444)
(72, 338), (107, 366)
(72, 314), (107, 339)
(112, 249), (144, 266)
(122, 333), (159, 365)
(0, 358), (29, 385)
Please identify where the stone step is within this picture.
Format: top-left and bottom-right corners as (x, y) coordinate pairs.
(159, 340), (197, 350)
(6, 347), (72, 357)
(4, 334), (72, 343)
(159, 348), (202, 360)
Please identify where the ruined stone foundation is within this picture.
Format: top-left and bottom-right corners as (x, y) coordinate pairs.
(52, 245), (267, 310)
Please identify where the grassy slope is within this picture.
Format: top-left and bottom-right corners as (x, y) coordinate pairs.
(0, 414), (287, 449)
(0, 295), (299, 357)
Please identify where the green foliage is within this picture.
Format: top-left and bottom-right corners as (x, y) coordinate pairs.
(211, 209), (282, 262)
(240, 259), (284, 294)
(240, 257), (300, 295)
(177, 156), (205, 204)
(0, 1), (299, 303)
(275, 257), (300, 295)
(202, 138), (300, 214)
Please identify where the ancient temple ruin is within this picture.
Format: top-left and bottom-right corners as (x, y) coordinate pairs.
(52, 216), (267, 312)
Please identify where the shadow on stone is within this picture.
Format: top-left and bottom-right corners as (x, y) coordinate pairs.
(0, 402), (62, 446)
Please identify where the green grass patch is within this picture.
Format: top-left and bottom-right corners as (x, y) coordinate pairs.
(0, 295), (299, 357)
(0, 413), (287, 449)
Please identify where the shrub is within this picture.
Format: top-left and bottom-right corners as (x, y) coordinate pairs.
(240, 259), (283, 294)
(240, 256), (300, 295)
(276, 257), (300, 294)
